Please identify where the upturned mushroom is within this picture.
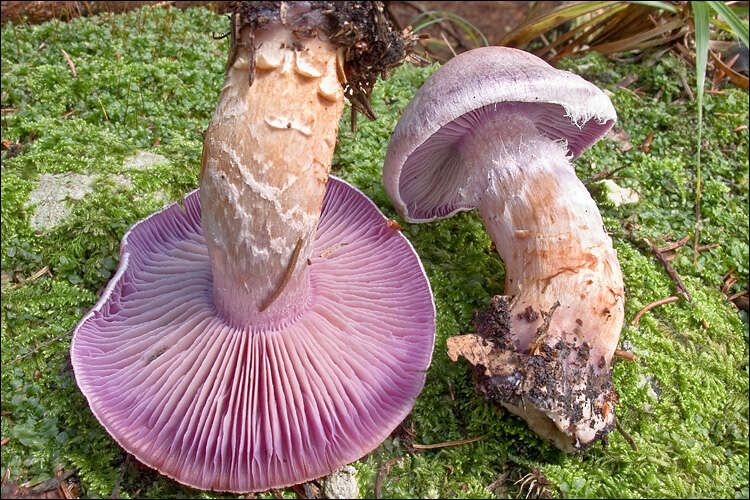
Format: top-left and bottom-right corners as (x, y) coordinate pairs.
(382, 46), (624, 452)
(71, 2), (435, 492)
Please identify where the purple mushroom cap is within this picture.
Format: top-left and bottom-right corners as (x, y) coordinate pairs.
(383, 46), (616, 223)
(71, 176), (435, 492)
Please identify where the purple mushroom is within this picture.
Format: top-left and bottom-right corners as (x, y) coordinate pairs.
(383, 46), (624, 452)
(71, 2), (434, 492)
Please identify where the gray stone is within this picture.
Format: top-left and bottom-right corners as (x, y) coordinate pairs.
(600, 179), (640, 206)
(123, 150), (169, 170)
(110, 174), (133, 189)
(27, 173), (96, 230)
(637, 374), (662, 400)
(323, 465), (359, 499)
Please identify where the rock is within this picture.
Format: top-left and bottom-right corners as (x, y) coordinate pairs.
(123, 151), (169, 170)
(323, 465), (359, 499)
(637, 374), (662, 400)
(600, 179), (639, 206)
(27, 173), (95, 230)
(110, 174), (133, 189)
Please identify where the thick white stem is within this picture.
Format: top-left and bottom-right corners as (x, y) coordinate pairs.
(200, 26), (345, 328)
(467, 114), (624, 365)
(449, 114), (626, 450)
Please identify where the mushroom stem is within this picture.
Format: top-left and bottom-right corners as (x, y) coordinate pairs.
(473, 114), (624, 360)
(200, 23), (345, 328)
(467, 112), (624, 450)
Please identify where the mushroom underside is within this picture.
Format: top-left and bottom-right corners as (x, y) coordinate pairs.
(397, 102), (614, 222)
(71, 177), (435, 493)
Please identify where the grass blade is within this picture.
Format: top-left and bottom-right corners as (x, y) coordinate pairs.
(626, 1), (679, 14)
(501, 1), (617, 47)
(707, 1), (749, 46)
(438, 12), (489, 47)
(692, 1), (711, 267)
(536, 4), (629, 58)
(410, 10), (488, 48)
(585, 17), (686, 55)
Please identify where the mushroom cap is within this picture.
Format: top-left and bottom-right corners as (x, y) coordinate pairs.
(383, 46), (617, 222)
(71, 176), (435, 493)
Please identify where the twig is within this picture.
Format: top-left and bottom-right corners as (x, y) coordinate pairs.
(59, 481), (76, 499)
(259, 237), (304, 312)
(2, 327), (73, 367)
(1, 437), (10, 447)
(289, 483), (307, 498)
(727, 291), (748, 312)
(539, 33), (557, 56)
(110, 454), (130, 498)
(440, 31), (457, 58)
(95, 93), (110, 124)
(396, 1), (471, 52)
(12, 265), (53, 289)
(585, 164), (628, 185)
(529, 302), (560, 355)
(411, 436), (484, 449)
(60, 48), (77, 78)
(374, 457), (403, 499)
(640, 131), (654, 153)
(630, 296), (680, 326)
(657, 235), (690, 253)
(644, 238), (692, 301)
(677, 71), (695, 100)
(400, 421), (416, 439)
(722, 276), (738, 295)
(614, 349), (638, 363)
(302, 481), (321, 499)
(487, 471), (510, 495)
(618, 86), (643, 101)
(614, 416), (638, 451)
(696, 243), (719, 252)
(722, 267), (736, 281)
(319, 242), (348, 258)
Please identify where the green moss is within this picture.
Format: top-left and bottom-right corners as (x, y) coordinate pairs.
(2, 6), (747, 499)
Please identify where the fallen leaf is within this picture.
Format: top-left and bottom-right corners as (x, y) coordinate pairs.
(605, 127), (632, 151)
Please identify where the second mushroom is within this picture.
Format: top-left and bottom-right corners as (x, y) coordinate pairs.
(383, 47), (625, 452)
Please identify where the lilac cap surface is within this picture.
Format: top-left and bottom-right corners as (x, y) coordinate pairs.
(71, 176), (435, 493)
(383, 46), (617, 222)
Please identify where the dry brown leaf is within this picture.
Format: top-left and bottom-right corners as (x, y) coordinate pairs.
(606, 126), (632, 151)
(446, 334), (517, 378)
(709, 50), (749, 89)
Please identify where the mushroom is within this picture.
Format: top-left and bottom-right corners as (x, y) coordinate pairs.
(382, 46), (624, 452)
(71, 2), (435, 493)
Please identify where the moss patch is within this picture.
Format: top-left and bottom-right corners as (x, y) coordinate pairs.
(2, 6), (747, 499)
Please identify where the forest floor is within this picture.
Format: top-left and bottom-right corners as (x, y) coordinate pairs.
(1, 4), (748, 499)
